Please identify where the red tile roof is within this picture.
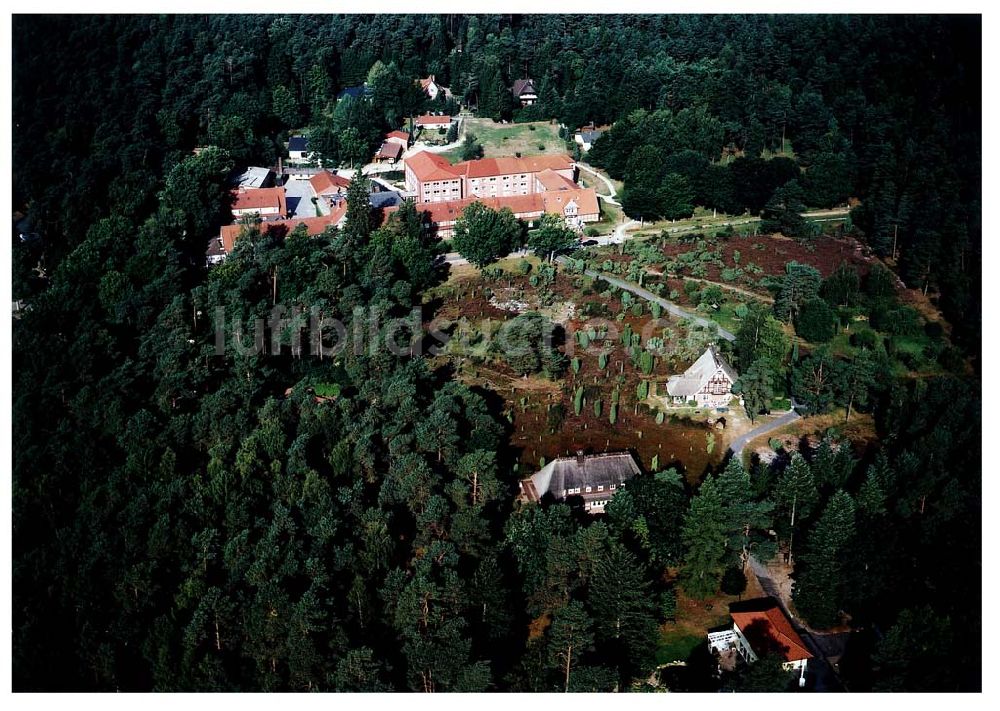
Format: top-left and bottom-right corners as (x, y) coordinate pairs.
(539, 188), (600, 218)
(378, 141), (404, 160)
(385, 130), (410, 143)
(309, 170), (351, 196)
(219, 207), (347, 254)
(401, 188), (599, 229)
(535, 168), (580, 191)
(402, 195), (541, 227)
(415, 114), (452, 126)
(231, 187), (287, 215)
(405, 151), (576, 185)
(731, 603), (813, 663)
(454, 154), (574, 179)
(405, 151), (460, 182)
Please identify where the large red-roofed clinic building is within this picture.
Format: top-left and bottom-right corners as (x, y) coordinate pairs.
(402, 150), (600, 234)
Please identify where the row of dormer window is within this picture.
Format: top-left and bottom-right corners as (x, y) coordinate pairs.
(563, 483), (617, 496)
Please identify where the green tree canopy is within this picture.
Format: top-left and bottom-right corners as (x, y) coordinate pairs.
(452, 202), (523, 268)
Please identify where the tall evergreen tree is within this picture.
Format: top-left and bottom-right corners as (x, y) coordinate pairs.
(680, 475), (727, 599)
(792, 490), (856, 628)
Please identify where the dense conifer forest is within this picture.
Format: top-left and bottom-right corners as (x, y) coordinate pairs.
(12, 14), (980, 692)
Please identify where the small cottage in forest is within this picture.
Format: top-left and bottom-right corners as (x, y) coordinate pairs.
(519, 451), (641, 514)
(665, 346), (738, 408)
(511, 78), (538, 106)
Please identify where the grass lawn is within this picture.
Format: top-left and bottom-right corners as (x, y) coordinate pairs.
(437, 146), (465, 163)
(822, 324), (946, 377)
(586, 200), (625, 236)
(769, 396), (792, 411)
(826, 327), (866, 359)
(655, 586), (748, 665)
(704, 301), (743, 335)
(655, 630), (704, 665)
(627, 207), (753, 236)
(312, 383), (341, 398)
(462, 118), (565, 157)
(761, 138), (796, 160)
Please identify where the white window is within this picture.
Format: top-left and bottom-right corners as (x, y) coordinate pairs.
(610, 484), (616, 490)
(597, 485), (604, 492)
(585, 486), (592, 493)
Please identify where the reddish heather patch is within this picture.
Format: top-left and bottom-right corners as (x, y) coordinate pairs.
(429, 271), (726, 481)
(659, 233), (874, 281)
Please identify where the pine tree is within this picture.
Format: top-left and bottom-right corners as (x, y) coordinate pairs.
(733, 359), (775, 424)
(680, 475), (728, 598)
(841, 348), (878, 421)
(548, 600), (594, 692)
(773, 453), (819, 562)
(775, 261), (822, 322)
(587, 544), (658, 679)
(792, 490), (856, 628)
(343, 167), (372, 244)
(717, 458), (775, 571)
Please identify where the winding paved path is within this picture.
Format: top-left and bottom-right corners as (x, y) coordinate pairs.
(727, 402), (801, 457)
(554, 256), (736, 341)
(593, 218), (641, 245)
(576, 162), (620, 205)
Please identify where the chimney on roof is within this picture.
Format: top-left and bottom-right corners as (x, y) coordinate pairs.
(429, 74), (435, 82)
(576, 450), (585, 466)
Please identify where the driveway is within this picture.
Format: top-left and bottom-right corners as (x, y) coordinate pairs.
(728, 404), (801, 457)
(593, 218), (641, 246)
(576, 163), (619, 206)
(748, 557), (846, 692)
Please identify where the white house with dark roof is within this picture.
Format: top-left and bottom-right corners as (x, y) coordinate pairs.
(287, 135), (310, 161)
(519, 452), (641, 514)
(511, 78), (538, 106)
(665, 346), (739, 408)
(574, 127), (605, 152)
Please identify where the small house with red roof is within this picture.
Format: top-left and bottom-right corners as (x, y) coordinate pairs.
(376, 130), (411, 164)
(230, 187), (287, 220)
(309, 170), (351, 206)
(415, 114), (453, 131)
(210, 205), (350, 263)
(385, 130), (410, 149)
(707, 598), (812, 687)
(418, 75), (446, 101)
